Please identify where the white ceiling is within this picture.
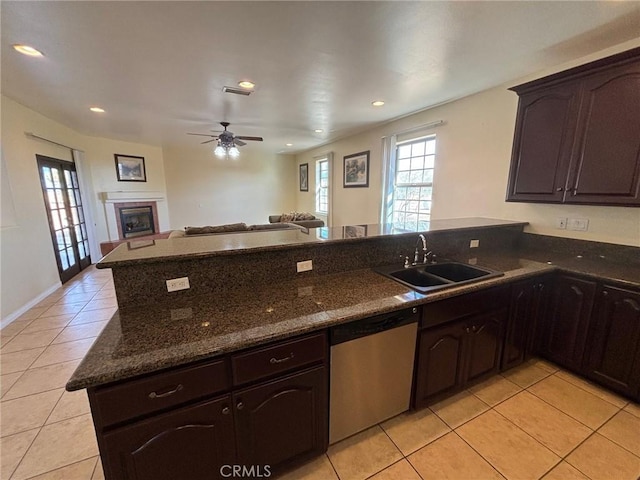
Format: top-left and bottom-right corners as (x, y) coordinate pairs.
(2, 1), (640, 155)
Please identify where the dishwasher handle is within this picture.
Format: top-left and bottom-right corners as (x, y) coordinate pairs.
(330, 307), (419, 345)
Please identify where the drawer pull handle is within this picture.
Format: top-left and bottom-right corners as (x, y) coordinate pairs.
(148, 384), (183, 399)
(270, 353), (294, 364)
(222, 407), (230, 415)
(236, 402), (245, 410)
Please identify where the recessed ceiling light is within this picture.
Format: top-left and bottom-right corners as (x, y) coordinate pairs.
(13, 44), (43, 57)
(89, 107), (105, 113)
(238, 81), (255, 89)
(286, 143), (293, 147)
(314, 129), (323, 133)
(372, 100), (385, 107)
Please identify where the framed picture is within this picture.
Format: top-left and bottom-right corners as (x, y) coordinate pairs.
(115, 154), (146, 182)
(343, 151), (369, 188)
(299, 163), (309, 191)
(343, 225), (368, 238)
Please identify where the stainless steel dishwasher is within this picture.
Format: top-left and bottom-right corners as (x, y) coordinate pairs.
(329, 307), (419, 444)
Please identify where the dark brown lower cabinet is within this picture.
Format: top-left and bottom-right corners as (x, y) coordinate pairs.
(102, 396), (236, 480)
(234, 366), (327, 472)
(584, 286), (640, 399)
(414, 305), (506, 408)
(502, 276), (552, 370)
(538, 275), (596, 372)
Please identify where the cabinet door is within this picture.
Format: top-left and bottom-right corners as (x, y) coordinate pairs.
(414, 321), (466, 408)
(102, 396), (235, 480)
(585, 286), (640, 399)
(541, 276), (596, 371)
(503, 281), (535, 370)
(506, 84), (580, 203)
(233, 366), (327, 474)
(465, 309), (506, 385)
(567, 62), (640, 205)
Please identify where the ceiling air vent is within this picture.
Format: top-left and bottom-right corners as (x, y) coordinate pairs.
(222, 86), (252, 96)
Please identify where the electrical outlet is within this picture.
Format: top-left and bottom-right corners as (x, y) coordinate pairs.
(166, 277), (190, 292)
(469, 239), (480, 248)
(555, 217), (567, 229)
(296, 260), (313, 273)
(567, 218), (589, 231)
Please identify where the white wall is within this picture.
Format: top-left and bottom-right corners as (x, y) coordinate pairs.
(163, 145), (295, 228)
(85, 137), (168, 241)
(0, 96), (169, 319)
(295, 39), (640, 247)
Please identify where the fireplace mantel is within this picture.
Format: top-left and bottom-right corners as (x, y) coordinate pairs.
(101, 191), (165, 203)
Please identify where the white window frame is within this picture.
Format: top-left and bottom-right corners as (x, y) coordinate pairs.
(382, 134), (437, 232)
(315, 157), (329, 214)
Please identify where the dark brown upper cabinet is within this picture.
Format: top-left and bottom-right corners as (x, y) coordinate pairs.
(507, 47), (640, 206)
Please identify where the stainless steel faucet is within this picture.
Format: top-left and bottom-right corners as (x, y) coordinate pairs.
(413, 234), (430, 265)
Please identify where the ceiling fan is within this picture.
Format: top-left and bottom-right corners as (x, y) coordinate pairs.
(187, 122), (263, 148)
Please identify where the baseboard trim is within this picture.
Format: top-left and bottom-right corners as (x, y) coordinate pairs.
(1, 282), (62, 329)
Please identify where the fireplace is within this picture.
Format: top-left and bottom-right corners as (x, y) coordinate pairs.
(114, 201), (160, 240)
(119, 207), (155, 238)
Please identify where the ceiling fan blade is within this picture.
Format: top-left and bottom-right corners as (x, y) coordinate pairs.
(234, 139), (247, 147)
(201, 139), (216, 144)
(187, 133), (217, 137)
(235, 136), (264, 142)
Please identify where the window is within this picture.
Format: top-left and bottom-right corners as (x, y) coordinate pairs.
(384, 135), (436, 231)
(315, 158), (329, 214)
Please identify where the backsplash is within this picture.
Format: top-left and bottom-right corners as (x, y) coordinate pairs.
(112, 225), (524, 308)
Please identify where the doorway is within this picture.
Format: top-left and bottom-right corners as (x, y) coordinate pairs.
(36, 155), (91, 283)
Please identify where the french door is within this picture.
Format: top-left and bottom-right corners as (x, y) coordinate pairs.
(37, 155), (91, 283)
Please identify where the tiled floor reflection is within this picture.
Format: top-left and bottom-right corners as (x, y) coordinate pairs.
(2, 267), (640, 479)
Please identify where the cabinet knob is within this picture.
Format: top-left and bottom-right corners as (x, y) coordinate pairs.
(465, 327), (471, 334)
(222, 407), (230, 415)
(602, 290), (608, 297)
(556, 187), (564, 192)
(412, 307), (418, 314)
(236, 401), (245, 410)
(471, 325), (477, 332)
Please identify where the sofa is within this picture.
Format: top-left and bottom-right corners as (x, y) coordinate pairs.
(168, 222), (304, 238)
(269, 213), (324, 228)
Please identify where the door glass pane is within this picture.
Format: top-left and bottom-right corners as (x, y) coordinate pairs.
(43, 167), (54, 188)
(81, 224), (87, 238)
(66, 247), (77, 266)
(68, 189), (77, 207)
(78, 242), (85, 259)
(52, 210), (62, 230)
(78, 207), (85, 223)
(71, 207), (79, 225)
(55, 189), (65, 207)
(63, 228), (72, 247)
(64, 170), (72, 188)
(56, 230), (65, 251)
(60, 251), (69, 270)
(74, 189), (82, 207)
(47, 190), (58, 209)
(75, 225), (82, 241)
(51, 169), (62, 188)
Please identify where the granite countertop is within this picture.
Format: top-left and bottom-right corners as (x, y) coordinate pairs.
(67, 250), (639, 391)
(96, 218), (528, 268)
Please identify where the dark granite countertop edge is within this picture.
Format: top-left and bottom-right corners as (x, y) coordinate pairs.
(69, 252), (639, 391)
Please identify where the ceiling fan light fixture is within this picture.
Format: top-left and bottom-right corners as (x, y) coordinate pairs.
(214, 143), (226, 157)
(238, 80), (255, 90)
(228, 146), (240, 158)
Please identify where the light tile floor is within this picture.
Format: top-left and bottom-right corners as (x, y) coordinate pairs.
(2, 267), (640, 479)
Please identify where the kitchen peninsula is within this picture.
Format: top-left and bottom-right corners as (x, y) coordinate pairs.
(67, 218), (640, 480)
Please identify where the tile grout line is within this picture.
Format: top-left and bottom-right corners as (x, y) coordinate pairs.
(7, 427), (42, 480)
(450, 429), (508, 480)
(551, 370), (630, 409)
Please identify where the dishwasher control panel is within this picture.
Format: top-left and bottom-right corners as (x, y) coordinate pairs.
(329, 307), (419, 345)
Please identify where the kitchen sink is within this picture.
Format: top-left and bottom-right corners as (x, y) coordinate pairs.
(376, 261), (503, 293)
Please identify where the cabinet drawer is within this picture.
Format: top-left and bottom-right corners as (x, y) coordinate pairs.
(92, 359), (230, 428)
(231, 333), (326, 386)
(421, 286), (509, 329)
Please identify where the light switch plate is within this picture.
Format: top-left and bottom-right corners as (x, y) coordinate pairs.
(166, 277), (190, 292)
(296, 260), (313, 272)
(567, 218), (589, 231)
